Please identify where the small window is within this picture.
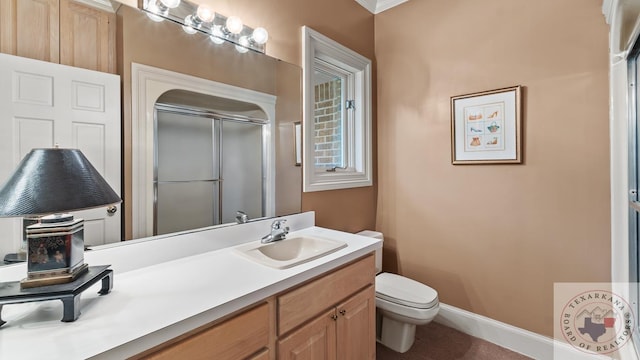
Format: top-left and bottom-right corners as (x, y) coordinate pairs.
(302, 26), (372, 192)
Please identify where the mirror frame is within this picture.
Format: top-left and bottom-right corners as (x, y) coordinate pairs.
(130, 63), (276, 238)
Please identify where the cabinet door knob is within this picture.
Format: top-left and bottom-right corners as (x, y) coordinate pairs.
(339, 309), (346, 316)
(330, 314), (338, 321)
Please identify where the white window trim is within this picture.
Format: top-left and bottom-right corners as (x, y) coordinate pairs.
(606, 1), (640, 358)
(302, 26), (372, 192)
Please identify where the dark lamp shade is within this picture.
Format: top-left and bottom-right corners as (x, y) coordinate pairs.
(0, 148), (121, 217)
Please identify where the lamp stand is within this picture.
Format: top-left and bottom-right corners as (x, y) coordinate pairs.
(19, 216), (41, 261)
(21, 214), (89, 289)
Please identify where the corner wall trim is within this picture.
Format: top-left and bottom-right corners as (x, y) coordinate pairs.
(353, 0), (408, 14)
(435, 303), (614, 360)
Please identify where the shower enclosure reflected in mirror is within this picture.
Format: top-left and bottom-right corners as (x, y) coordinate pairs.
(154, 90), (269, 235)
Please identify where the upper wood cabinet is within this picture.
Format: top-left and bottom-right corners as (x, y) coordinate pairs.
(0, 0), (59, 63)
(0, 0), (115, 74)
(60, 0), (115, 73)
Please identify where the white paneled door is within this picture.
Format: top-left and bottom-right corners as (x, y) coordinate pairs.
(0, 53), (121, 256)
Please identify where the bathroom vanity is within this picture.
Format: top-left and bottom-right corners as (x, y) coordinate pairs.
(136, 255), (375, 359)
(0, 212), (380, 359)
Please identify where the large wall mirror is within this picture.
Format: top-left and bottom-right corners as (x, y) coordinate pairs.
(0, 0), (302, 258)
(120, 2), (303, 240)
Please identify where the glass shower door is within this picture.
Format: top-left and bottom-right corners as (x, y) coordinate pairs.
(220, 120), (264, 223)
(154, 109), (220, 235)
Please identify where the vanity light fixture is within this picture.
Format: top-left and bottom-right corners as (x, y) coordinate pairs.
(236, 36), (250, 54)
(234, 27), (270, 53)
(145, 0), (180, 21)
(225, 16), (244, 34)
(182, 15), (198, 34)
(252, 27), (269, 45)
(160, 0), (181, 9)
(145, 2), (166, 22)
(210, 26), (225, 44)
(195, 4), (215, 24)
(141, 0), (269, 54)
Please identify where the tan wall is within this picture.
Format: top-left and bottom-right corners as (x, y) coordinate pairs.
(375, 0), (610, 337)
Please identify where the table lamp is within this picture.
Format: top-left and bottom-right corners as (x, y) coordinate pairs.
(0, 148), (121, 289)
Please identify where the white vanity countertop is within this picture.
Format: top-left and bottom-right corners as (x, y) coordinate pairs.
(0, 217), (381, 359)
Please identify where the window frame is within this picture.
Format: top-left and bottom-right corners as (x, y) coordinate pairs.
(301, 26), (372, 192)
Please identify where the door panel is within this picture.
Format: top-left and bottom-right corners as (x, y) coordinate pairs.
(278, 308), (337, 360)
(16, 117), (54, 156)
(73, 123), (106, 174)
(0, 53), (121, 256)
(336, 286), (375, 360)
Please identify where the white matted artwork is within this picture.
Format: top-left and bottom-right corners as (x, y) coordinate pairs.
(451, 86), (522, 164)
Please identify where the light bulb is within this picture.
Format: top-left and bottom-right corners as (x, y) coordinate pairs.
(226, 16), (243, 34)
(182, 15), (197, 34)
(159, 0), (180, 8)
(196, 5), (215, 23)
(210, 26), (225, 44)
(145, 1), (165, 21)
(146, 12), (164, 22)
(235, 36), (250, 53)
(239, 36), (250, 47)
(182, 25), (197, 34)
(251, 27), (268, 45)
(182, 15), (197, 33)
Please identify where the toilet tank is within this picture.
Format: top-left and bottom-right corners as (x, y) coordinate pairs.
(356, 230), (383, 274)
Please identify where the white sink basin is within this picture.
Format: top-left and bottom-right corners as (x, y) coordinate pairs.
(234, 235), (347, 269)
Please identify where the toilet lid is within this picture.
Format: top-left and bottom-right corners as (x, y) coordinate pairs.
(375, 273), (439, 309)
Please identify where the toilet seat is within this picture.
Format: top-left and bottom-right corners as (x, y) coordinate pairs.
(375, 272), (438, 309)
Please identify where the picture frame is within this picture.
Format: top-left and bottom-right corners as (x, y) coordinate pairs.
(294, 122), (302, 166)
(451, 85), (522, 164)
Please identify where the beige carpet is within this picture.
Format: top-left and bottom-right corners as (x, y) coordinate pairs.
(376, 322), (533, 360)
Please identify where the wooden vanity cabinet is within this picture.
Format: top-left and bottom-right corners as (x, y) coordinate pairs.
(278, 286), (375, 360)
(0, 0), (116, 73)
(277, 255), (376, 360)
(138, 302), (271, 360)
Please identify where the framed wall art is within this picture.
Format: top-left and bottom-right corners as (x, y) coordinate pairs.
(451, 85), (522, 164)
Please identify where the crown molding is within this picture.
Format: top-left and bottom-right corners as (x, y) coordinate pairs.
(355, 0), (408, 14)
(602, 0), (614, 24)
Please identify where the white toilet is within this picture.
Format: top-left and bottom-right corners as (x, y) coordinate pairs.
(357, 230), (439, 353)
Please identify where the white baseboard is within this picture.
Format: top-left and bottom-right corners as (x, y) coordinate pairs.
(434, 303), (633, 360)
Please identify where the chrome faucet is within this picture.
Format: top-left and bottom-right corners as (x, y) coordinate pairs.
(235, 211), (248, 224)
(261, 219), (289, 243)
